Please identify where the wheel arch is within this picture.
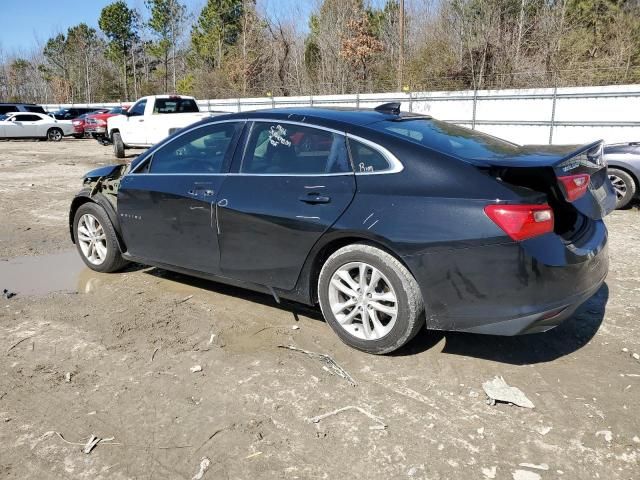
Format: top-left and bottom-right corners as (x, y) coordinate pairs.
(47, 126), (63, 137)
(295, 232), (416, 305)
(69, 191), (126, 252)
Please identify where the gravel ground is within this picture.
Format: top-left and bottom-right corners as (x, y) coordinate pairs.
(0, 139), (639, 480)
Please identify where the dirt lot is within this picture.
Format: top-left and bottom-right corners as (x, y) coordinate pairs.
(0, 139), (639, 480)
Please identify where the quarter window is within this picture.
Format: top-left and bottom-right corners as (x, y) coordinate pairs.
(148, 122), (241, 174)
(348, 138), (391, 173)
(242, 122), (350, 174)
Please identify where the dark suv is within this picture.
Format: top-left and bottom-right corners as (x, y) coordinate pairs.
(50, 107), (100, 120)
(0, 103), (46, 115)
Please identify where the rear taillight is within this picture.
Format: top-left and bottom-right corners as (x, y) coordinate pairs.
(558, 174), (590, 202)
(484, 204), (554, 241)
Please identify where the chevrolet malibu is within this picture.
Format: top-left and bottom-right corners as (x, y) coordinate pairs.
(69, 104), (616, 354)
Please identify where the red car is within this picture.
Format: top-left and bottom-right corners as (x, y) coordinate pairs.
(84, 106), (130, 144)
(71, 110), (109, 138)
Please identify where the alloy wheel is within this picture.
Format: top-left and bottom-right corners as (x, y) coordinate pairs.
(77, 213), (108, 265)
(327, 261), (398, 340)
(608, 173), (627, 200)
(49, 129), (62, 141)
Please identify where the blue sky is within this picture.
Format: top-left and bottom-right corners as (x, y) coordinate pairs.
(0, 0), (316, 55)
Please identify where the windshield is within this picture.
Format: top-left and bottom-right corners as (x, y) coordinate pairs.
(372, 118), (520, 160)
(108, 107), (125, 114)
(153, 98), (199, 114)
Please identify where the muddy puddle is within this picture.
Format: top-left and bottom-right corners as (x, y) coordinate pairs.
(0, 250), (278, 300)
(0, 250), (200, 297)
(0, 250), (90, 296)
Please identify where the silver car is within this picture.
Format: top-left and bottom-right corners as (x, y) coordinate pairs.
(605, 142), (640, 209)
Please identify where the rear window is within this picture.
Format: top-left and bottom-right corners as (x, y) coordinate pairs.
(373, 118), (519, 160)
(0, 105), (18, 114)
(153, 98), (199, 114)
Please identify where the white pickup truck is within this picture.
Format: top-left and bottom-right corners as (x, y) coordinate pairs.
(107, 95), (212, 158)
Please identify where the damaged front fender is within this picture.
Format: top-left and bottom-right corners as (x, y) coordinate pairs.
(69, 164), (128, 252)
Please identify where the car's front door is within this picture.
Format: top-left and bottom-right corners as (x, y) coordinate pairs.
(7, 114), (38, 137)
(118, 121), (244, 273)
(216, 120), (356, 290)
(121, 99), (147, 145)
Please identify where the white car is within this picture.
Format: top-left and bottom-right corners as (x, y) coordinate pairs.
(0, 112), (74, 141)
(107, 95), (213, 157)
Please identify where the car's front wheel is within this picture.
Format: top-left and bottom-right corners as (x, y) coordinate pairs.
(112, 131), (125, 158)
(73, 203), (129, 273)
(318, 243), (425, 354)
(47, 128), (63, 142)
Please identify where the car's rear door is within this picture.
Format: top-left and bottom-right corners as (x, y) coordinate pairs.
(216, 120), (356, 290)
(118, 121), (244, 273)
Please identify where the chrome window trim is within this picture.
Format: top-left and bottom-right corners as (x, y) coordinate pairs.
(127, 117), (404, 177)
(248, 118), (345, 136)
(124, 172), (353, 177)
(346, 133), (404, 175)
(128, 119), (246, 175)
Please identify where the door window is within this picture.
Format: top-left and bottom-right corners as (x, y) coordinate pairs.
(19, 114), (43, 122)
(148, 122), (241, 174)
(12, 114), (39, 121)
(129, 100), (147, 117)
(241, 122), (351, 174)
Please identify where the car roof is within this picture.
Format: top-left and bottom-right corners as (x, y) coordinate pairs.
(0, 102), (40, 106)
(5, 112), (46, 118)
(216, 107), (428, 129)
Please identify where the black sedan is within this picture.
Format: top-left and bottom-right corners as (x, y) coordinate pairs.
(69, 104), (616, 354)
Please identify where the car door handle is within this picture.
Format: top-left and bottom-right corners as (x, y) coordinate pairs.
(188, 188), (215, 197)
(298, 194), (331, 204)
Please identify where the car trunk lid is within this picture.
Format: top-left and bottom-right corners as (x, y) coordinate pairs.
(472, 140), (616, 222)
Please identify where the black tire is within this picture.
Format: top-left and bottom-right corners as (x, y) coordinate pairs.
(47, 128), (63, 142)
(112, 131), (125, 158)
(608, 168), (637, 209)
(318, 243), (425, 354)
(73, 202), (129, 273)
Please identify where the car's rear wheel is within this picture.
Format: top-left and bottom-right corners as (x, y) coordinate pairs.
(318, 243), (425, 354)
(112, 131), (125, 158)
(608, 168), (636, 209)
(47, 128), (63, 142)
(73, 203), (129, 273)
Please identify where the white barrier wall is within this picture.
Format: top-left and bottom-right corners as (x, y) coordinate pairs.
(43, 84), (640, 146)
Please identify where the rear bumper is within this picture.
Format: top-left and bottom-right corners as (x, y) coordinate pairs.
(403, 220), (609, 336)
(456, 273), (605, 335)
